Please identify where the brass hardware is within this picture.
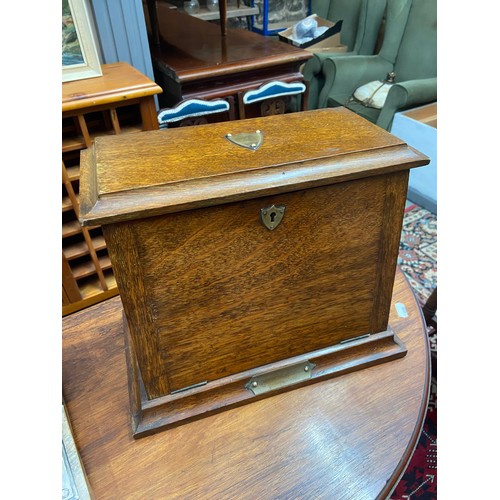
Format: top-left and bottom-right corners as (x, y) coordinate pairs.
(225, 130), (263, 150)
(245, 361), (315, 395)
(260, 204), (285, 230)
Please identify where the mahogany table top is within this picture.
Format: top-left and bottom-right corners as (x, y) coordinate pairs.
(62, 268), (430, 499)
(150, 5), (312, 83)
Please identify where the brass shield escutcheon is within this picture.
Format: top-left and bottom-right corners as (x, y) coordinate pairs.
(225, 130), (263, 150)
(260, 204), (285, 230)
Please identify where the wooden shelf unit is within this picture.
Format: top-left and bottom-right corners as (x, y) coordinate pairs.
(62, 62), (162, 316)
(191, 4), (258, 22)
(150, 1), (258, 26)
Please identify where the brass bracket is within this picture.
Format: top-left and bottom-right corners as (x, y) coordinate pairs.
(245, 361), (315, 395)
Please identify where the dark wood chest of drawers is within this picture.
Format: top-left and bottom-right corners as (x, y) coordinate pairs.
(79, 108), (429, 437)
(149, 5), (312, 110)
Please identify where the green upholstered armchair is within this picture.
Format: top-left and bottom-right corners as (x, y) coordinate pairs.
(303, 0), (387, 109)
(320, 0), (437, 131)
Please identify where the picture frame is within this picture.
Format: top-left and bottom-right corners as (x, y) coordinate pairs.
(62, 0), (102, 83)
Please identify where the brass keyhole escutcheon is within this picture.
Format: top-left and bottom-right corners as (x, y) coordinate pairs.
(260, 204), (285, 230)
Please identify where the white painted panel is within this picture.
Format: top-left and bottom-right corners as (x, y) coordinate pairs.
(391, 111), (437, 213)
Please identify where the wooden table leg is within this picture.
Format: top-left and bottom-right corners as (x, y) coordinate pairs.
(147, 0), (160, 46)
(218, 0), (227, 35)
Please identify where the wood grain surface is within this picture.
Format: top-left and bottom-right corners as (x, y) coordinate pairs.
(151, 6), (312, 81)
(104, 174), (406, 397)
(62, 62), (162, 113)
(62, 61), (162, 316)
(89, 108), (404, 194)
(79, 108), (428, 227)
(149, 5), (312, 107)
(77, 106), (429, 434)
(62, 268), (430, 499)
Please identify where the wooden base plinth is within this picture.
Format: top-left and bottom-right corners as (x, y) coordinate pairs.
(124, 317), (407, 438)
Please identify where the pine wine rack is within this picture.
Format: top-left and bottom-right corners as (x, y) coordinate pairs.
(62, 62), (162, 316)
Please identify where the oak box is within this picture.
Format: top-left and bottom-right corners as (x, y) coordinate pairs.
(79, 108), (429, 437)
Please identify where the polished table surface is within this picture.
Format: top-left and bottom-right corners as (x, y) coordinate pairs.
(151, 6), (312, 81)
(149, 5), (312, 107)
(62, 268), (430, 499)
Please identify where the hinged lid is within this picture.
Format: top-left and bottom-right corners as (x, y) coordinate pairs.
(79, 108), (429, 226)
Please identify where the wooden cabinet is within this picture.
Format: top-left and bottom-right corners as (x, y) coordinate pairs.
(79, 108), (429, 437)
(62, 62), (162, 316)
(149, 5), (312, 110)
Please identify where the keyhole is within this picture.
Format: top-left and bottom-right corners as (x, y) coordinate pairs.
(260, 204), (285, 230)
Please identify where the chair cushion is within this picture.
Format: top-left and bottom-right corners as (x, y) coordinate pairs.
(353, 80), (394, 109)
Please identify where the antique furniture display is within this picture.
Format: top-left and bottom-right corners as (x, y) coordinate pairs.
(79, 107), (429, 437)
(62, 267), (431, 498)
(148, 4), (313, 113)
(62, 62), (162, 316)
(320, 0), (437, 131)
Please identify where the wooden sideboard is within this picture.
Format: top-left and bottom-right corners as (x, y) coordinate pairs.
(149, 4), (313, 110)
(62, 62), (162, 316)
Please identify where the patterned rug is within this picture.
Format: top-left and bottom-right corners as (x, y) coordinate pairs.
(391, 202), (437, 499)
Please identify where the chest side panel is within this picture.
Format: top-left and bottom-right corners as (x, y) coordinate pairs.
(130, 175), (395, 393)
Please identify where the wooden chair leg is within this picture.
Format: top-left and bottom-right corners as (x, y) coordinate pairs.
(237, 92), (246, 120)
(422, 287), (437, 379)
(422, 287), (437, 326)
(302, 81), (310, 111)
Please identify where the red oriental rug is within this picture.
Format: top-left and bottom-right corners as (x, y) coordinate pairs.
(390, 202), (437, 499)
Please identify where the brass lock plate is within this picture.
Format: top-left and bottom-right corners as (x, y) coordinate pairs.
(260, 204), (285, 230)
(245, 361), (315, 395)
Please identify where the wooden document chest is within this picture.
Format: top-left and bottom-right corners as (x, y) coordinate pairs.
(79, 108), (429, 437)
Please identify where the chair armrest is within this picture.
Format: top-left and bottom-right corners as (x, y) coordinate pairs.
(302, 51), (358, 81)
(378, 78), (437, 130)
(301, 55), (323, 109)
(318, 55), (393, 108)
(302, 51), (357, 109)
(302, 54), (322, 81)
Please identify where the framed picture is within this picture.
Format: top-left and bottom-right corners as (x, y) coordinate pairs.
(62, 0), (102, 83)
